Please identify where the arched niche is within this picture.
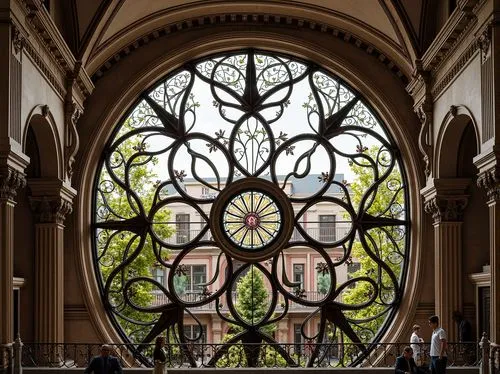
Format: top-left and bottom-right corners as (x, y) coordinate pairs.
(22, 105), (63, 180)
(434, 104), (488, 336)
(435, 105), (480, 179)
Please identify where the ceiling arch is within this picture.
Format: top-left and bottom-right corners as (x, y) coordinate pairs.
(74, 0), (421, 79)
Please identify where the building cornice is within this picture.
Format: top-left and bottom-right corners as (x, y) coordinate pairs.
(406, 0), (490, 107)
(90, 13), (410, 86)
(421, 0), (482, 72)
(14, 0), (94, 103)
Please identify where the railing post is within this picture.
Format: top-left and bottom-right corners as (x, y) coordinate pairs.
(13, 335), (22, 374)
(480, 333), (490, 374)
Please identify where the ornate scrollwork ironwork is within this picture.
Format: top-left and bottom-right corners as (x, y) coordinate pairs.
(92, 49), (409, 367)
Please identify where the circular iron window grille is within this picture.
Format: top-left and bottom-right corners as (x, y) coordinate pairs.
(210, 177), (294, 262)
(93, 49), (410, 368)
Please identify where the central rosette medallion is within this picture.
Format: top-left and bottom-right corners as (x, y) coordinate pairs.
(210, 178), (294, 262)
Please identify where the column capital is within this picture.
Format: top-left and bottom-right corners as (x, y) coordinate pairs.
(0, 168), (26, 201)
(475, 146), (500, 203)
(28, 179), (76, 224)
(0, 144), (30, 201)
(421, 178), (470, 223)
(477, 168), (500, 203)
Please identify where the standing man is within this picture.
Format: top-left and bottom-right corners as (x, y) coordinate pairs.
(84, 344), (123, 374)
(429, 315), (447, 374)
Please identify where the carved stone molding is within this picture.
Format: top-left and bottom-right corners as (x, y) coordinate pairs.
(91, 13), (409, 84)
(0, 169), (26, 201)
(11, 25), (25, 56)
(410, 63), (434, 179)
(416, 100), (433, 179)
(449, 105), (458, 117)
(477, 168), (500, 203)
(27, 179), (77, 224)
(29, 196), (73, 224)
(474, 146), (500, 202)
(17, 0), (94, 101)
(421, 178), (470, 224)
(64, 101), (82, 182)
(424, 195), (469, 223)
(477, 24), (491, 64)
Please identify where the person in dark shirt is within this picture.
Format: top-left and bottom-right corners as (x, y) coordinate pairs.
(84, 344), (122, 374)
(452, 311), (475, 364)
(153, 336), (167, 374)
(452, 311), (472, 342)
(395, 346), (419, 374)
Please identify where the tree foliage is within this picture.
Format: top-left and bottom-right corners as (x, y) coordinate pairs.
(217, 266), (286, 367)
(96, 119), (174, 341)
(341, 145), (405, 338)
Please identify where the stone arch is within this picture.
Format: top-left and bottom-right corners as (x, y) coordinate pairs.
(435, 105), (480, 179)
(75, 33), (424, 346)
(22, 105), (63, 179)
(433, 104), (488, 340)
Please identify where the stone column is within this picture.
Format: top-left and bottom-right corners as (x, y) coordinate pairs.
(477, 164), (500, 343)
(422, 178), (469, 342)
(0, 168), (26, 345)
(29, 180), (75, 344)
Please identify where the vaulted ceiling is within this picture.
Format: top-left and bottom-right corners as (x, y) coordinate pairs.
(65, 0), (430, 79)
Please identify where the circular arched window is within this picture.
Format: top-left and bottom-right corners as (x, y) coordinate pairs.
(93, 49), (409, 367)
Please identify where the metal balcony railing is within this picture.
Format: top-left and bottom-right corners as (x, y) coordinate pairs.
(150, 290), (330, 310)
(166, 225), (352, 245)
(18, 341), (482, 369)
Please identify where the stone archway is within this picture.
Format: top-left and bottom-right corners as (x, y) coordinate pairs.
(75, 35), (423, 357)
(423, 105), (486, 343)
(17, 105), (75, 344)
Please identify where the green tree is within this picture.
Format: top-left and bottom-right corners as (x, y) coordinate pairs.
(217, 266), (287, 367)
(341, 145), (405, 337)
(317, 273), (331, 295)
(96, 119), (174, 341)
(233, 266), (275, 335)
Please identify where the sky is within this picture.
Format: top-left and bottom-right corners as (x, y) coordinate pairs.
(114, 52), (395, 192)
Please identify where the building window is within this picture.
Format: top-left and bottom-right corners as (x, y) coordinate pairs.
(188, 265), (207, 293)
(185, 324), (207, 343)
(319, 215), (336, 241)
(347, 262), (361, 288)
(176, 213), (190, 244)
(174, 265), (207, 298)
(293, 264), (305, 288)
(152, 268), (165, 285)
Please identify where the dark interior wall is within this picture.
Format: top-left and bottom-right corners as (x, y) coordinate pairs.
(14, 129), (38, 342)
(458, 123), (489, 334)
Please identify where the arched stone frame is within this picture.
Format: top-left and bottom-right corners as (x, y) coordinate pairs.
(22, 105), (64, 180)
(75, 31), (424, 345)
(80, 2), (417, 79)
(425, 104), (484, 341)
(434, 105), (480, 179)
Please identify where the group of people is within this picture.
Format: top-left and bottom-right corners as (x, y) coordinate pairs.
(396, 315), (453, 374)
(83, 313), (469, 374)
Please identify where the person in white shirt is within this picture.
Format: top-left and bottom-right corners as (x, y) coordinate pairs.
(429, 315), (447, 374)
(410, 324), (424, 366)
